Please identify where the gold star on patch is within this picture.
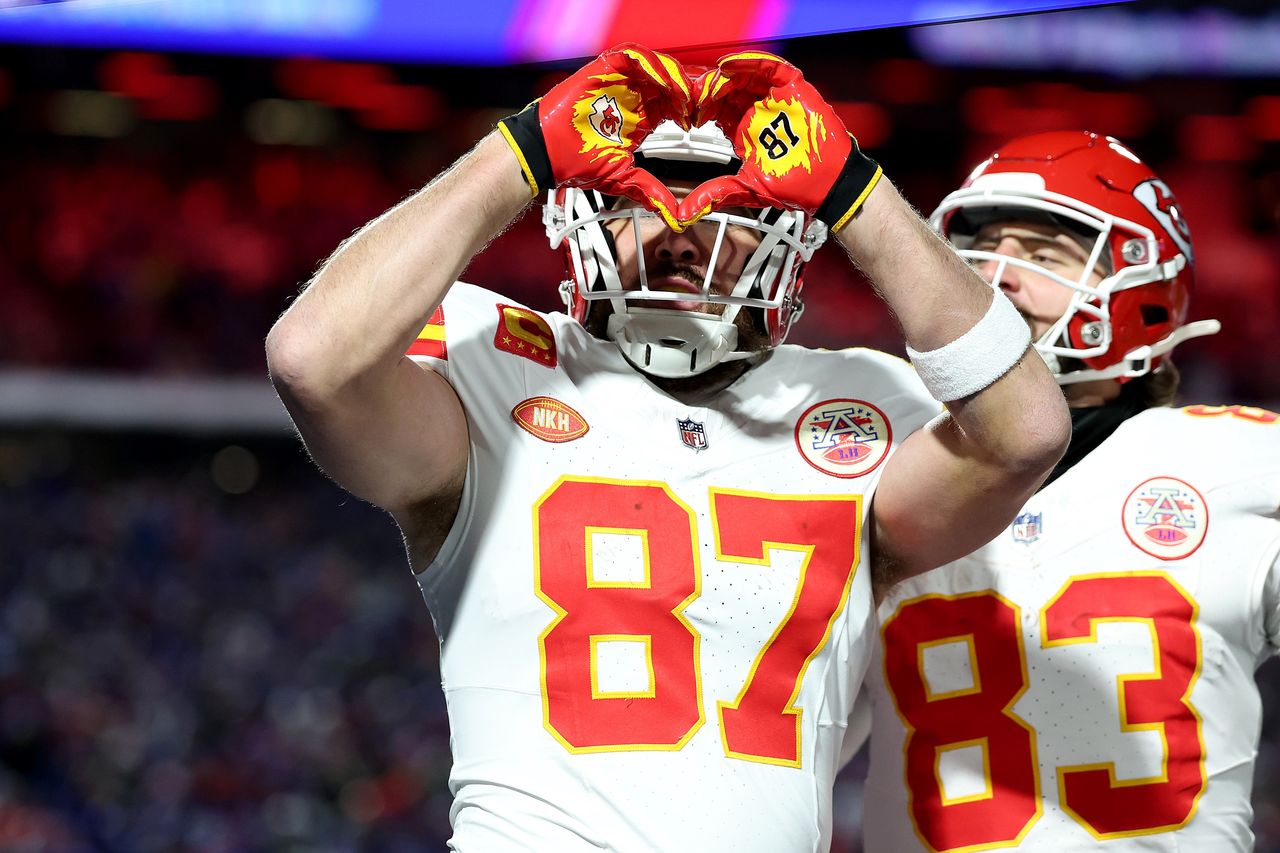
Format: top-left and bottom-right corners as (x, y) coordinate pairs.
(502, 336), (512, 345)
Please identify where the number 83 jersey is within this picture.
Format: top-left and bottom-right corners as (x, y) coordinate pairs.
(409, 284), (941, 852)
(861, 404), (1280, 852)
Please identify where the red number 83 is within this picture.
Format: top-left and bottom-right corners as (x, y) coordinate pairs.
(881, 573), (1206, 851)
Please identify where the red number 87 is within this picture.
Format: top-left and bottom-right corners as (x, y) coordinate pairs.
(534, 476), (863, 766)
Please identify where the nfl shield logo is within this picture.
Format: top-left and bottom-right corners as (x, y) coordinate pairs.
(1012, 512), (1042, 544)
(677, 417), (708, 452)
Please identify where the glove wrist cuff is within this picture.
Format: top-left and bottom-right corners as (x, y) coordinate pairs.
(498, 102), (554, 198)
(816, 141), (883, 233)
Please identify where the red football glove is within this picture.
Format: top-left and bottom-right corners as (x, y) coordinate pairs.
(498, 43), (693, 230)
(679, 51), (882, 232)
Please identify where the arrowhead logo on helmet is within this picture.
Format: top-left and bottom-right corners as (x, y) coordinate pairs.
(1134, 178), (1194, 263)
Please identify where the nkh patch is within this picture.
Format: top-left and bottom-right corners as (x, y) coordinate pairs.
(794, 399), (892, 478)
(1121, 476), (1208, 561)
(1011, 512), (1042, 544)
(406, 306), (446, 359)
(511, 397), (589, 443)
(677, 417), (708, 451)
(494, 304), (557, 367)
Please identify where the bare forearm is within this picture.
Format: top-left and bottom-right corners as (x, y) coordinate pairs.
(835, 176), (1067, 461)
(835, 178), (993, 352)
(840, 177), (1069, 587)
(266, 131), (531, 393)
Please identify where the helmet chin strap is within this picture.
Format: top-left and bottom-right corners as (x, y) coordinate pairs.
(606, 308), (744, 379)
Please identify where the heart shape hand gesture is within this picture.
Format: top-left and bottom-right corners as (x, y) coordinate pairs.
(498, 44), (881, 233)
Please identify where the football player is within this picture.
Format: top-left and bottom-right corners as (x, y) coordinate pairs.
(858, 130), (1280, 851)
(266, 46), (1069, 851)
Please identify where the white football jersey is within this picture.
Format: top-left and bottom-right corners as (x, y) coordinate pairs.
(861, 404), (1280, 852)
(408, 283), (941, 852)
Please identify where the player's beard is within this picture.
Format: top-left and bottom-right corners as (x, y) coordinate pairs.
(581, 262), (771, 354)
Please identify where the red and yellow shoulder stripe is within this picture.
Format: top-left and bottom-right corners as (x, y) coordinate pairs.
(407, 306), (447, 359)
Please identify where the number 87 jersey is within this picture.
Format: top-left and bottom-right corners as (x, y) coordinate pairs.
(412, 284), (942, 852)
(860, 404), (1280, 852)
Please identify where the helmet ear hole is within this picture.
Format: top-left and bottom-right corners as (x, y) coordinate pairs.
(1140, 304), (1169, 327)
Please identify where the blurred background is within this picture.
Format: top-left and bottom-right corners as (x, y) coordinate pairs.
(1, 0), (1277, 850)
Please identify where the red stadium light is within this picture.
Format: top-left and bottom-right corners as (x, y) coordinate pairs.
(872, 59), (939, 105)
(963, 84), (1149, 139)
(253, 155), (303, 209)
(1026, 84), (1152, 138)
(276, 59), (440, 132)
(1246, 96), (1280, 141)
(354, 85), (443, 132)
(830, 101), (891, 150)
(1179, 114), (1257, 162)
(98, 52), (217, 122)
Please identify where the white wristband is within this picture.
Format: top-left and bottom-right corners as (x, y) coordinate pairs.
(905, 291), (1031, 402)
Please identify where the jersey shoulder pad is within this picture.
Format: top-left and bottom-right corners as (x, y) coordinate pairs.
(1125, 404), (1280, 479)
(834, 346), (939, 417)
(778, 345), (941, 441)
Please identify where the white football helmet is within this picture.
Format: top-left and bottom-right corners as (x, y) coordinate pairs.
(543, 120), (828, 379)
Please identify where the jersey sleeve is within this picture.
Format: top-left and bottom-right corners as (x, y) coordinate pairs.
(405, 283), (485, 380)
(1178, 406), (1280, 659)
(854, 346), (944, 437)
(405, 283), (561, 577)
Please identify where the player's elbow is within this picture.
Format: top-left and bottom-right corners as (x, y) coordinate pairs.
(265, 319), (342, 413)
(957, 352), (1072, 479)
(1021, 420), (1070, 485)
(996, 392), (1071, 480)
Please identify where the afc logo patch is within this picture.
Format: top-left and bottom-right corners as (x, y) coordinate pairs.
(794, 399), (892, 478)
(1121, 476), (1208, 561)
(494, 304), (557, 367)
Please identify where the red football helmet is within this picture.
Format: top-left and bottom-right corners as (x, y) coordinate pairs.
(932, 130), (1218, 384)
(544, 120), (827, 379)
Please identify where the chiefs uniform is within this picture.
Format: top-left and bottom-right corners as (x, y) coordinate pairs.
(409, 282), (940, 852)
(860, 404), (1280, 852)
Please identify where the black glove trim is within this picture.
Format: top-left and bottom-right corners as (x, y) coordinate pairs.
(816, 139), (883, 233)
(497, 100), (553, 199)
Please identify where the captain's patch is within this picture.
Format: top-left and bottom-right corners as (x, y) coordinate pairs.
(495, 304), (557, 367)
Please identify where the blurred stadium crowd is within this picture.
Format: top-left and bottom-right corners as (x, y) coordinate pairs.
(2, 31), (1279, 403)
(1, 7), (1279, 851)
(0, 433), (457, 851)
